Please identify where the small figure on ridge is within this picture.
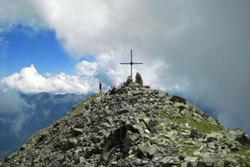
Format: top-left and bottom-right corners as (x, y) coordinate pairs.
(99, 80), (102, 93)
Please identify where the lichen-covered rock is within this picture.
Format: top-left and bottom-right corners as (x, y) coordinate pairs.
(2, 79), (250, 167)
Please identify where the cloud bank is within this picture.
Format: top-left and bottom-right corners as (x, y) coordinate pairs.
(0, 0), (250, 133)
(0, 84), (31, 133)
(2, 62), (99, 94)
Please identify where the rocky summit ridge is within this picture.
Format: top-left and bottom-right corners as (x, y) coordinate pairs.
(1, 77), (250, 167)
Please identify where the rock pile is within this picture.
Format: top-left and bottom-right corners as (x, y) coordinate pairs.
(1, 77), (250, 167)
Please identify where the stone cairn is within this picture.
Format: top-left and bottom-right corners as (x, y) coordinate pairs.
(135, 72), (143, 85)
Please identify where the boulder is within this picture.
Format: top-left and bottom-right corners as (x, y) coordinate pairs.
(170, 95), (186, 104)
(235, 132), (250, 147)
(189, 129), (199, 138)
(135, 72), (143, 85)
(124, 75), (133, 86)
(184, 157), (198, 167)
(71, 127), (84, 136)
(228, 129), (250, 147)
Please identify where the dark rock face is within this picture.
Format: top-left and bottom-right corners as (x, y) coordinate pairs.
(189, 129), (199, 138)
(235, 132), (250, 147)
(170, 95), (186, 104)
(135, 72), (143, 85)
(2, 81), (250, 167)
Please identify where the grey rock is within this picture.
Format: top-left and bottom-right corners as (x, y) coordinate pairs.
(235, 132), (250, 147)
(159, 156), (179, 166)
(74, 156), (85, 164)
(170, 95), (186, 104)
(126, 130), (139, 142)
(67, 138), (78, 147)
(71, 127), (84, 136)
(135, 72), (143, 85)
(118, 105), (132, 114)
(147, 144), (158, 157)
(198, 153), (216, 167)
(189, 129), (199, 138)
(124, 75), (133, 86)
(214, 159), (225, 167)
(206, 136), (217, 143)
(184, 157), (198, 167)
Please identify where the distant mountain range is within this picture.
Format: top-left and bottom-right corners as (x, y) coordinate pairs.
(0, 92), (89, 160)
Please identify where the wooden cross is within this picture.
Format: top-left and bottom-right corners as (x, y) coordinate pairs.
(120, 50), (143, 77)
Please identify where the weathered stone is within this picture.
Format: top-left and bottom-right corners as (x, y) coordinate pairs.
(118, 105), (132, 114)
(184, 157), (198, 167)
(230, 145), (239, 151)
(206, 136), (217, 143)
(71, 127), (84, 136)
(126, 130), (139, 142)
(135, 72), (143, 85)
(109, 86), (117, 94)
(199, 153), (216, 167)
(189, 129), (199, 138)
(170, 95), (186, 104)
(74, 156), (85, 164)
(124, 75), (133, 86)
(207, 142), (216, 149)
(214, 159), (225, 167)
(67, 138), (78, 147)
(160, 156), (179, 166)
(235, 133), (250, 147)
(147, 144), (158, 157)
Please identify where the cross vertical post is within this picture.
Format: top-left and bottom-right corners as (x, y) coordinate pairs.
(130, 49), (133, 77)
(120, 49), (143, 78)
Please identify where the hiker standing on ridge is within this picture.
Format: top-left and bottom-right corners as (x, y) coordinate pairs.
(99, 80), (102, 93)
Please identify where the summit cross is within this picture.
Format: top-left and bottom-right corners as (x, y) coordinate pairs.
(120, 50), (143, 77)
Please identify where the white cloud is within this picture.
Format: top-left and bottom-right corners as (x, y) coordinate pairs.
(0, 0), (250, 133)
(0, 0), (44, 33)
(94, 50), (188, 92)
(2, 62), (99, 94)
(76, 61), (98, 77)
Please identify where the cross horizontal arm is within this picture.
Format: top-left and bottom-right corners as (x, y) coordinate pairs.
(133, 63), (143, 64)
(120, 63), (130, 64)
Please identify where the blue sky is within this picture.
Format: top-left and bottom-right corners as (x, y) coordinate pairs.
(0, 26), (75, 77)
(0, 25), (106, 94)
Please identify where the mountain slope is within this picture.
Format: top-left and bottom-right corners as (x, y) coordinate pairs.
(2, 80), (250, 167)
(0, 93), (86, 160)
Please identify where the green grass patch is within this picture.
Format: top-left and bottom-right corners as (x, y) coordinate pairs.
(70, 93), (104, 115)
(156, 108), (223, 134)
